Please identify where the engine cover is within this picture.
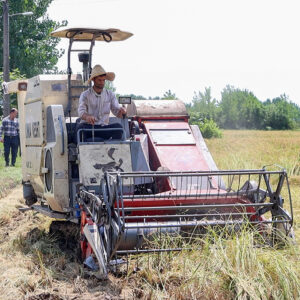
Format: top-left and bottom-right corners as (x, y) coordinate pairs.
(43, 105), (69, 212)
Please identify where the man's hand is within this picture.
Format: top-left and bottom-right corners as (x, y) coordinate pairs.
(82, 114), (96, 125)
(86, 115), (96, 125)
(117, 107), (126, 118)
(0, 138), (3, 143)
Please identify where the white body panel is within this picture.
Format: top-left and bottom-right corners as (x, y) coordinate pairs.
(78, 143), (133, 186)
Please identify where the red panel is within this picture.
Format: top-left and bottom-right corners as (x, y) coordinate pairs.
(80, 210), (93, 260)
(123, 195), (248, 208)
(121, 195), (257, 222)
(156, 145), (210, 171)
(143, 121), (211, 172)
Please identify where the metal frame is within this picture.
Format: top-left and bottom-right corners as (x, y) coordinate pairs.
(77, 128), (126, 144)
(65, 29), (117, 117)
(76, 168), (293, 277)
(108, 169), (293, 249)
(65, 29), (114, 135)
(66, 36), (94, 116)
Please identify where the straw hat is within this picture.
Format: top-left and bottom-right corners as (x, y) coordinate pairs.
(88, 64), (115, 83)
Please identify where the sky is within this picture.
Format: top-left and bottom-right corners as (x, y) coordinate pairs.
(47, 0), (300, 104)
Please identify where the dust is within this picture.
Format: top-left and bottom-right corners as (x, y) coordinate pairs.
(0, 186), (134, 300)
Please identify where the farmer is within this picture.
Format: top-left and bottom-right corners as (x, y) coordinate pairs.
(0, 108), (19, 167)
(77, 64), (126, 142)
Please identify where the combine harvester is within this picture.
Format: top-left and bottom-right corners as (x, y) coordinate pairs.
(6, 27), (294, 278)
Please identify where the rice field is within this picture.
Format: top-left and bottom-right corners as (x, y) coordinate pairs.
(0, 130), (299, 299)
(206, 130), (300, 238)
(206, 130), (300, 176)
(127, 130), (300, 299)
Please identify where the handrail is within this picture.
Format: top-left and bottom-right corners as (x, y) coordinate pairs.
(77, 127), (126, 144)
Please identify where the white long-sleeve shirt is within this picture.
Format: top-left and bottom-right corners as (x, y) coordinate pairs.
(78, 88), (121, 125)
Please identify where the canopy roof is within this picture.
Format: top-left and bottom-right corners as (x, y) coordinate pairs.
(51, 27), (133, 42)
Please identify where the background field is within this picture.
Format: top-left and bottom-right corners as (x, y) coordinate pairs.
(0, 130), (299, 299)
(206, 130), (300, 239)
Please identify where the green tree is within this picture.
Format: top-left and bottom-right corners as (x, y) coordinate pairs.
(162, 90), (177, 100)
(0, 0), (67, 78)
(105, 81), (116, 93)
(0, 69), (25, 115)
(189, 87), (219, 122)
(263, 94), (300, 129)
(198, 119), (222, 138)
(219, 85), (264, 129)
(186, 87), (222, 138)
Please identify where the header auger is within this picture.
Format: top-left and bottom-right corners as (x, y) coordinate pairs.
(5, 27), (294, 279)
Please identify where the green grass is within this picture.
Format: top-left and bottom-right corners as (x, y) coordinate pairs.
(0, 142), (22, 197)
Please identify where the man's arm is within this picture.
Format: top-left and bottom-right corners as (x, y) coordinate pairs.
(78, 91), (96, 125)
(16, 120), (19, 134)
(110, 92), (126, 118)
(0, 120), (4, 142)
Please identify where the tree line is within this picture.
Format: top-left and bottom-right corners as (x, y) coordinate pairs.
(187, 86), (300, 130)
(119, 89), (177, 101)
(122, 86), (300, 131)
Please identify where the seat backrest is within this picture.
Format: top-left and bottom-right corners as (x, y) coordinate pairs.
(109, 116), (130, 139)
